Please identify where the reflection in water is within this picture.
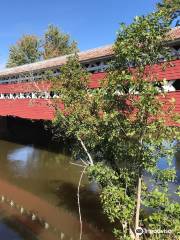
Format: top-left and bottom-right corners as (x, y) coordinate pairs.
(0, 140), (113, 240)
(7, 146), (39, 177)
(0, 139), (179, 240)
(8, 146), (36, 162)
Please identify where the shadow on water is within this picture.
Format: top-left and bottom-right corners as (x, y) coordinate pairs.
(0, 116), (72, 154)
(54, 181), (114, 234)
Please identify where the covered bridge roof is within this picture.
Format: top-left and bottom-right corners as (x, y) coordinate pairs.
(0, 27), (179, 78)
(0, 45), (113, 77)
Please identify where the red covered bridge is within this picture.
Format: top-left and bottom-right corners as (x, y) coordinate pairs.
(0, 27), (179, 124)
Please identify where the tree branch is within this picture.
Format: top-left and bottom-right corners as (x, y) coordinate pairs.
(77, 137), (94, 166)
(77, 166), (87, 240)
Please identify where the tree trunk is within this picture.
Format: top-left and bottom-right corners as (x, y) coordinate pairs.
(135, 175), (142, 240)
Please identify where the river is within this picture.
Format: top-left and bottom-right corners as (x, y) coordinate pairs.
(0, 139), (179, 240)
(0, 139), (113, 240)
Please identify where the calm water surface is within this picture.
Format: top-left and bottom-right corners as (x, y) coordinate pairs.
(0, 139), (113, 240)
(0, 139), (179, 240)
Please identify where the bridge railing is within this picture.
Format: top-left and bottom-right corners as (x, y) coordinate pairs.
(0, 62), (109, 85)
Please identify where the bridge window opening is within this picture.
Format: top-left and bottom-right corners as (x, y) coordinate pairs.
(13, 93), (17, 98)
(32, 93), (37, 98)
(172, 80), (180, 91)
(54, 69), (60, 76)
(40, 92), (46, 98)
(50, 91), (54, 98)
(171, 48), (180, 59)
(36, 92), (41, 98)
(25, 93), (30, 99)
(152, 81), (177, 92)
(153, 82), (163, 91)
(53, 92), (60, 98)
(19, 93), (24, 99)
(162, 80), (176, 92)
(95, 61), (100, 66)
(5, 93), (10, 99)
(31, 93), (36, 99)
(173, 46), (180, 51)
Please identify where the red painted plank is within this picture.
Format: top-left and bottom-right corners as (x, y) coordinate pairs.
(0, 60), (179, 93)
(0, 82), (51, 94)
(0, 92), (178, 126)
(0, 61), (179, 125)
(0, 99), (55, 120)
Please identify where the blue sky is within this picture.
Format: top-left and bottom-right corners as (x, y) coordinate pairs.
(0, 0), (159, 69)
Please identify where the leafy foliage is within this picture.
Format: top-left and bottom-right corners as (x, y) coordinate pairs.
(6, 35), (41, 67)
(143, 187), (180, 239)
(157, 0), (180, 26)
(51, 1), (180, 239)
(6, 25), (78, 67)
(43, 24), (78, 59)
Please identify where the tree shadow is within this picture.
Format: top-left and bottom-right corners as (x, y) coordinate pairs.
(52, 180), (114, 239)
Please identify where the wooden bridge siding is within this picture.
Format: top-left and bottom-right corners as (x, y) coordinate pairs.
(0, 92), (178, 122)
(0, 59), (180, 93)
(0, 99), (55, 120)
(0, 60), (179, 122)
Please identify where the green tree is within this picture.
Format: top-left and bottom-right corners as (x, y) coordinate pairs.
(6, 35), (41, 67)
(157, 0), (180, 25)
(50, 2), (180, 240)
(43, 24), (78, 59)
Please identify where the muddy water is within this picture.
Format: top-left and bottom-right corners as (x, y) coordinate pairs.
(0, 139), (179, 240)
(0, 139), (113, 240)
